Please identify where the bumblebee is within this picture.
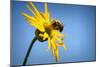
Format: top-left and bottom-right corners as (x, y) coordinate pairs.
(51, 20), (64, 32)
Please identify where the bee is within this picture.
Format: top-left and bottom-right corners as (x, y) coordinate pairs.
(51, 20), (64, 32)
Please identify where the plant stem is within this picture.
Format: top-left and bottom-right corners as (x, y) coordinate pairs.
(23, 36), (37, 66)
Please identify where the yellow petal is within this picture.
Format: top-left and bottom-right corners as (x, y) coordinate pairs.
(57, 42), (64, 46)
(51, 38), (57, 51)
(55, 31), (64, 37)
(44, 3), (50, 23)
(29, 2), (45, 23)
(56, 37), (63, 43)
(21, 12), (38, 23)
(26, 18), (45, 32)
(26, 4), (45, 29)
(26, 5), (35, 17)
(55, 48), (59, 62)
(40, 12), (45, 20)
(21, 12), (45, 32)
(26, 2), (45, 28)
(51, 30), (64, 37)
(51, 47), (55, 56)
(50, 38), (56, 56)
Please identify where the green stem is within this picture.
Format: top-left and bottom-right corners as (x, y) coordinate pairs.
(23, 36), (37, 66)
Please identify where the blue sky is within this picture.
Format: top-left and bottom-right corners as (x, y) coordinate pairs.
(11, 1), (96, 65)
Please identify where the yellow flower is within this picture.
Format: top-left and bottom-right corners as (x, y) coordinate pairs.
(21, 2), (67, 62)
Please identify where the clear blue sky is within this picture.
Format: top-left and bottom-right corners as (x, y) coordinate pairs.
(11, 1), (96, 65)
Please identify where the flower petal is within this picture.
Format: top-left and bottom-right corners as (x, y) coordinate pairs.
(21, 12), (45, 32)
(55, 48), (59, 62)
(29, 2), (45, 23)
(44, 3), (50, 23)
